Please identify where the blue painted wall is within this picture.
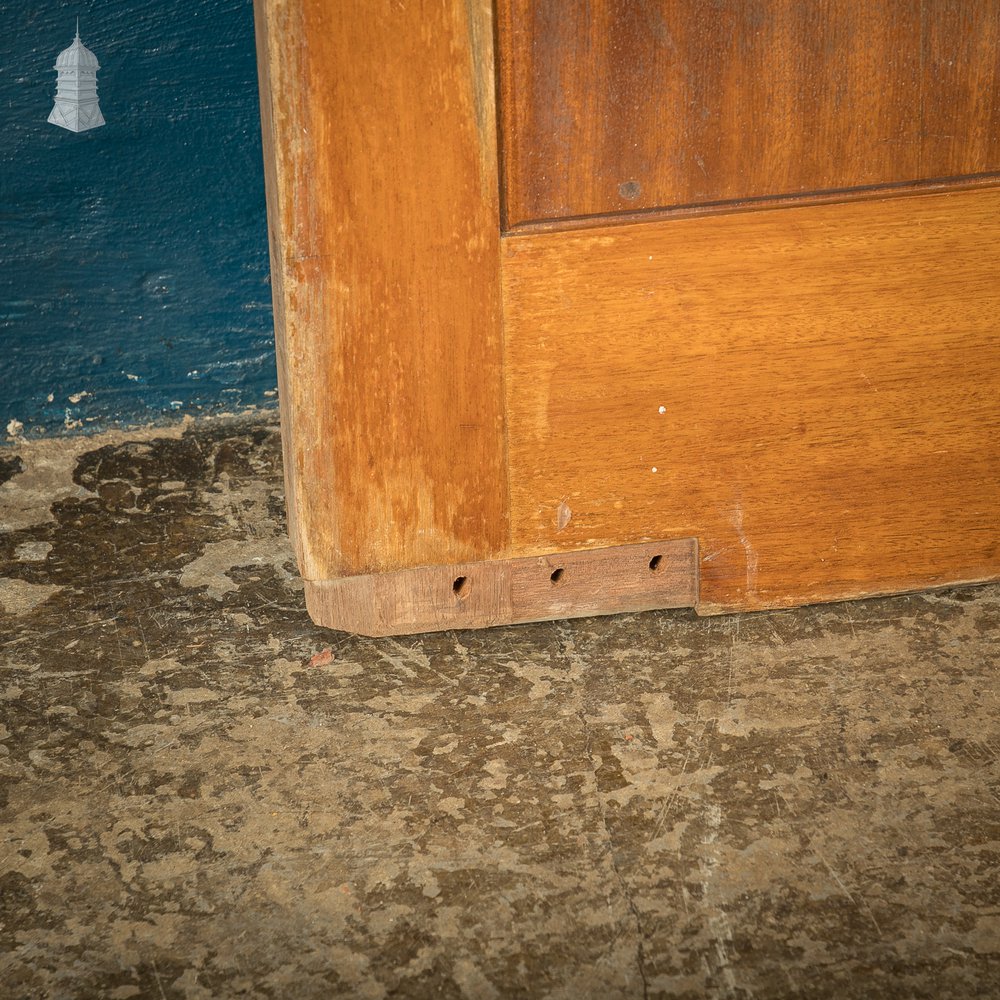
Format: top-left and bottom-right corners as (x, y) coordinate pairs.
(0, 0), (275, 435)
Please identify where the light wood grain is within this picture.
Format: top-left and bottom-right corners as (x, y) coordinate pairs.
(498, 0), (1000, 227)
(501, 187), (1000, 613)
(254, 0), (508, 580)
(305, 539), (697, 636)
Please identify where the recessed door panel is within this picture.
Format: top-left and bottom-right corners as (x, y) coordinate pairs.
(498, 1), (1000, 227)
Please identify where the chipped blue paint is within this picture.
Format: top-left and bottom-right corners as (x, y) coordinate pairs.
(0, 0), (275, 435)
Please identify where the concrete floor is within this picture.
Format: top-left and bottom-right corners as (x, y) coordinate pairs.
(1, 417), (998, 999)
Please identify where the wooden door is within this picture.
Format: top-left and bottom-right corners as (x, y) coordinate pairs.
(255, 0), (1000, 635)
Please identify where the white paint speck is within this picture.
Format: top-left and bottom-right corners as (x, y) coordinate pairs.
(124, 373), (141, 381)
(651, 467), (658, 473)
(732, 502), (759, 598)
(658, 405), (666, 414)
(6, 419), (24, 439)
(46, 393), (54, 403)
(556, 501), (572, 531)
(67, 390), (90, 404)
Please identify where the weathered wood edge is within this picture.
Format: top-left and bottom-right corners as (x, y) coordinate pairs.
(693, 574), (1000, 619)
(304, 539), (699, 636)
(252, 0), (301, 566)
(252, 0), (509, 581)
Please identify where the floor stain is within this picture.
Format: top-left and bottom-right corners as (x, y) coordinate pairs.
(1, 417), (998, 999)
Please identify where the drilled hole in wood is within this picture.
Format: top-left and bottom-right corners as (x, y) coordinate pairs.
(550, 567), (565, 584)
(648, 555), (663, 572)
(453, 576), (468, 597)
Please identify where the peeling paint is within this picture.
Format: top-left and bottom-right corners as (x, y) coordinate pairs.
(0, 0), (275, 435)
(0, 577), (62, 615)
(1, 416), (999, 997)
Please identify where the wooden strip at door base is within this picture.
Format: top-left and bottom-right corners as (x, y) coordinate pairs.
(304, 539), (698, 636)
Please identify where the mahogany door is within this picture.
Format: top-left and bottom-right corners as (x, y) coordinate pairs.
(255, 0), (1000, 635)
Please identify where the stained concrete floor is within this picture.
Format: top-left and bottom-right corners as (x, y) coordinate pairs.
(1, 417), (998, 999)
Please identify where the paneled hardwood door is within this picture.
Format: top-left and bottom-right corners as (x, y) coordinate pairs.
(255, 0), (1000, 635)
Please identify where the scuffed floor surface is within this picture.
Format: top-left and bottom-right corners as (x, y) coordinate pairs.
(1, 419), (998, 999)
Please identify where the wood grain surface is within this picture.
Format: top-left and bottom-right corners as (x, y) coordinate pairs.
(254, 0), (508, 580)
(498, 0), (1000, 227)
(305, 539), (698, 636)
(922, 2), (1000, 178)
(501, 187), (1000, 613)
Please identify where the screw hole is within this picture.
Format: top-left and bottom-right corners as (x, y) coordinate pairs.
(550, 567), (565, 584)
(453, 576), (468, 597)
(648, 555), (663, 572)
